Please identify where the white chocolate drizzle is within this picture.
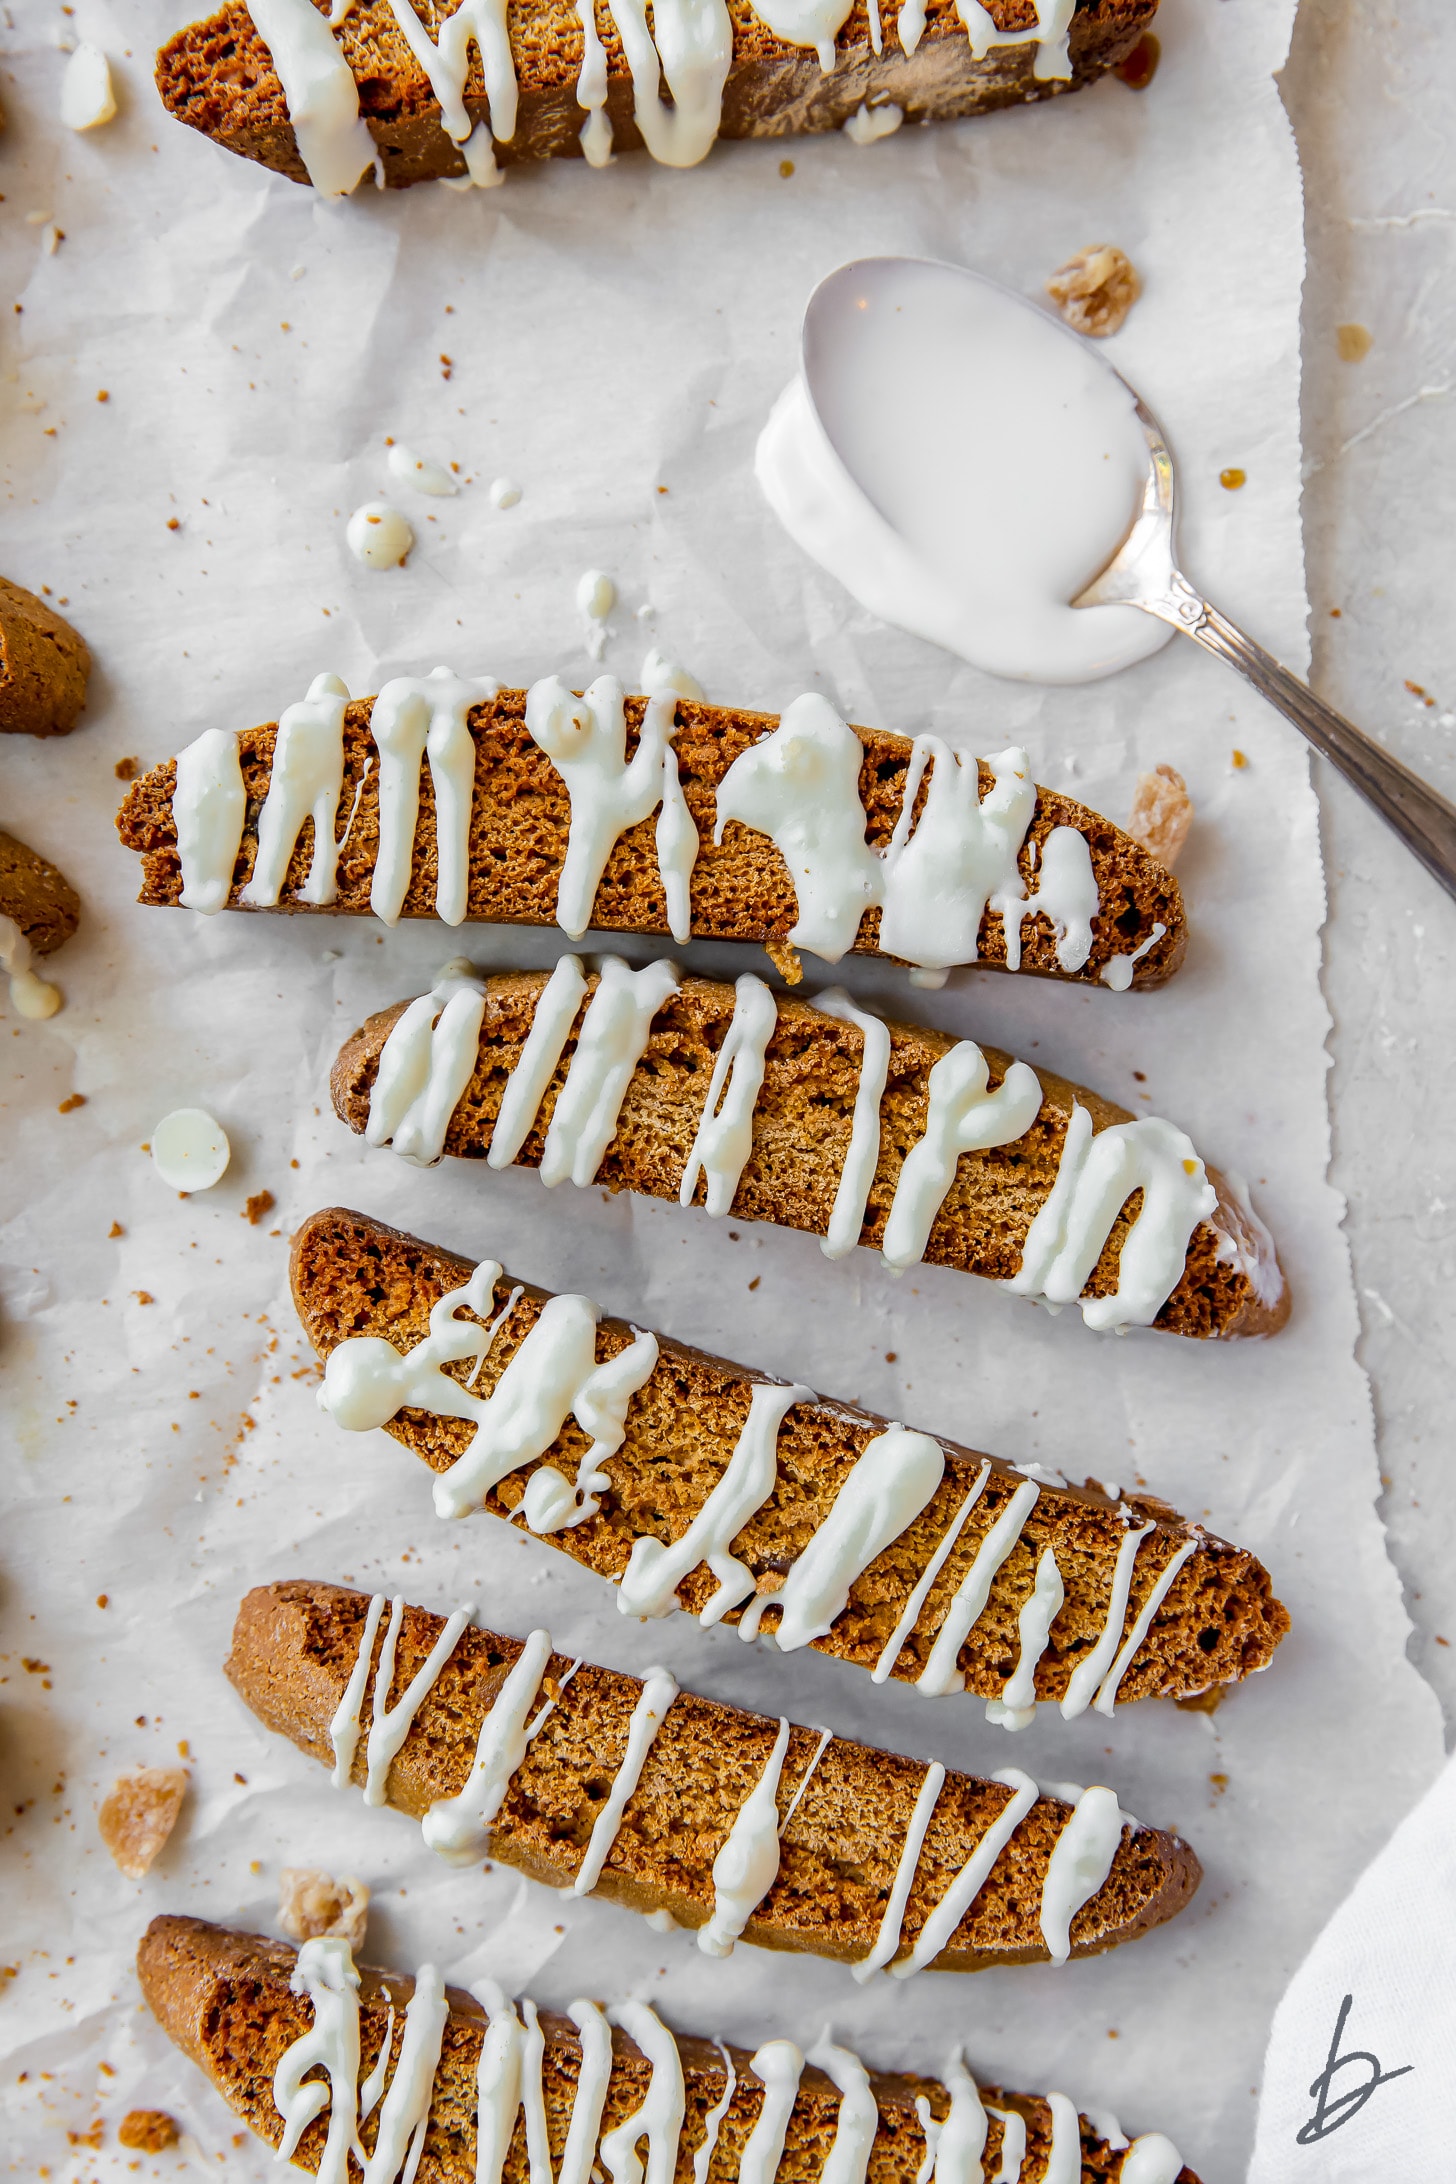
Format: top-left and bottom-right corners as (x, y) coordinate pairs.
(1059, 1521), (1155, 1721)
(602, 2000), (686, 2184)
(693, 2045), (738, 2184)
(619, 1380), (812, 1624)
(987, 2109), (1027, 2184)
(423, 1626), (555, 1863)
(892, 1768), (1038, 1979)
(1043, 2090), (1083, 2184)
(984, 1547), (1064, 1732)
(880, 1043), (1044, 1273)
(574, 1667), (678, 1895)
(275, 1936), (363, 2182)
(697, 1718), (793, 1958)
(871, 1464), (990, 1684)
(525, 675), (696, 944)
(488, 952), (589, 1168)
(365, 962), (487, 1167)
(1093, 1538), (1199, 1717)
(173, 726), (246, 915)
(1120, 2133), (1185, 2183)
(246, 0), (379, 198)
(879, 741), (1035, 971)
(679, 974), (778, 1217)
(916, 1478), (1040, 1698)
(540, 955), (680, 1186)
(806, 2035), (878, 2184)
(1003, 1104), (1219, 1333)
(1001, 823), (1099, 974)
(852, 1760), (946, 1981)
(363, 1961), (449, 2181)
(467, 1980), (524, 2184)
(369, 668), (499, 926)
(915, 2051), (987, 2184)
(740, 2042), (805, 2184)
(363, 1596), (475, 1805)
(596, 0), (733, 170)
(814, 989), (891, 1259)
(957, 0), (1073, 80)
(1039, 1785), (1126, 1964)
(0, 915), (62, 1019)
(737, 1425), (944, 1653)
(240, 672), (350, 908)
(1100, 921), (1166, 991)
(382, 0), (514, 188)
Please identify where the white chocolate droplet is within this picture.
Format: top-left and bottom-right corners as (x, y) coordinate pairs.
(490, 478), (522, 509)
(576, 568), (616, 621)
(387, 445), (458, 497)
(61, 42), (117, 130)
(346, 502), (414, 569)
(843, 100), (903, 144)
(152, 1108), (231, 1191)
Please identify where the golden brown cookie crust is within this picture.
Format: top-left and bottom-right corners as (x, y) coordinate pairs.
(0, 577), (89, 737)
(0, 832), (81, 955)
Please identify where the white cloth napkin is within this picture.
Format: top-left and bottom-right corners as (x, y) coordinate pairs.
(1248, 1747), (1456, 2180)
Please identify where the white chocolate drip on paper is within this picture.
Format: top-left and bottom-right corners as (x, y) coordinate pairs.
(574, 1666), (678, 1895)
(525, 675), (696, 943)
(619, 1379), (812, 1624)
(678, 973), (778, 1218)
(852, 1760), (946, 1980)
(240, 672), (350, 909)
(173, 726), (246, 915)
(879, 740), (1036, 971)
(369, 668), (499, 926)
(984, 1547), (1064, 1732)
(916, 1478), (1040, 1698)
(806, 2035), (879, 2184)
(814, 988), (891, 1259)
(1003, 1104), (1218, 1333)
(880, 1042), (1044, 1273)
(697, 1717), (793, 1958)
(1039, 1785), (1126, 1964)
(738, 1425), (944, 1653)
(1001, 823), (1099, 974)
(246, 0), (379, 198)
(0, 915), (62, 1020)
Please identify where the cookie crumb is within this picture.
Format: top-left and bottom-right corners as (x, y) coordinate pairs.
(98, 1766), (187, 1878)
(118, 2110), (180, 2153)
(278, 1868), (370, 1951)
(113, 756), (137, 780)
(1336, 322), (1372, 363)
(1045, 244), (1140, 337)
(1220, 467), (1247, 490)
(108, 1220), (124, 1237)
(1126, 764), (1193, 867)
(242, 1189), (275, 1226)
(57, 1093), (86, 1113)
(1114, 29), (1159, 88)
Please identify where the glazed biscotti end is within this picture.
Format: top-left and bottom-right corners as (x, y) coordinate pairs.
(0, 831), (81, 955)
(0, 576), (90, 737)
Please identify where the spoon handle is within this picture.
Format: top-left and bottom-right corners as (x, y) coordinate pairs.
(1175, 586), (1456, 904)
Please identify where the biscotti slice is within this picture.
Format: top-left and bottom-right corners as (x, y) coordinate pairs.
(0, 575), (89, 736)
(330, 959), (1285, 1338)
(155, 0), (1157, 195)
(293, 1208), (1289, 1714)
(230, 1579), (1201, 1974)
(139, 1916), (1199, 2184)
(113, 674), (1184, 991)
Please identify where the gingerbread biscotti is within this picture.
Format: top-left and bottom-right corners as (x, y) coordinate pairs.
(114, 673), (1183, 991)
(230, 1579), (1200, 1974)
(139, 1917), (1197, 2183)
(0, 575), (89, 737)
(0, 831), (79, 1020)
(329, 960), (1285, 1338)
(156, 0), (1157, 195)
(294, 1209), (1288, 1711)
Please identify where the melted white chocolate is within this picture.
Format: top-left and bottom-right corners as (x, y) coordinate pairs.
(916, 1478), (1040, 1698)
(539, 956), (680, 1189)
(1038, 1784), (1126, 1964)
(601, 2001), (686, 2184)
(241, 672), (350, 908)
(807, 2036), (879, 2184)
(274, 1936), (362, 2182)
(915, 2051), (987, 2184)
(574, 1667), (678, 1894)
(697, 1718), (793, 1958)
(1120, 2133), (1185, 2183)
(369, 668), (499, 926)
(984, 1548), (1063, 1731)
(852, 1761), (946, 1980)
(879, 741), (1035, 971)
(740, 2043), (805, 2184)
(880, 1043), (1044, 1274)
(247, 0), (379, 197)
(678, 973), (778, 1216)
(814, 989), (891, 1260)
(892, 1768), (1039, 1979)
(365, 966), (488, 1167)
(173, 727), (246, 915)
(1059, 1521), (1155, 1721)
(423, 1627), (554, 1863)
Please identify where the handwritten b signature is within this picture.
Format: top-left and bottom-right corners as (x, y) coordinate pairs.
(1296, 1994), (1413, 2144)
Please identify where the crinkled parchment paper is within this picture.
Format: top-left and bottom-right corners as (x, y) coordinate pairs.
(0, 0), (1442, 2175)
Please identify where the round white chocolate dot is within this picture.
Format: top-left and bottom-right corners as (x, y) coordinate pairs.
(346, 501), (413, 569)
(576, 567), (615, 620)
(152, 1108), (231, 1192)
(386, 444), (457, 497)
(489, 477), (522, 509)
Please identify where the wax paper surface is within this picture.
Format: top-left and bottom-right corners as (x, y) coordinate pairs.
(0, 0), (1442, 2177)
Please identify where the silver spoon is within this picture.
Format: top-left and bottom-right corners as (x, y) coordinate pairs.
(1075, 390), (1456, 900)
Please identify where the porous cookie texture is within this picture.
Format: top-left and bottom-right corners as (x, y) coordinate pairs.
(327, 973), (1286, 1339)
(114, 685), (1183, 989)
(0, 832), (81, 955)
(229, 1579), (1201, 1971)
(0, 577), (90, 736)
(137, 1917), (1204, 2183)
(291, 1209), (1290, 1705)
(155, 1), (1157, 186)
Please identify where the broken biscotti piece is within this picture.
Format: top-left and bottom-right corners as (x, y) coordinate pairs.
(230, 1579), (1201, 1973)
(113, 673), (1184, 992)
(0, 830), (79, 1019)
(98, 1766), (188, 1878)
(293, 1208), (1289, 1713)
(277, 1866), (370, 1951)
(139, 1917), (1199, 2183)
(330, 959), (1286, 1338)
(0, 576), (89, 736)
(155, 0), (1158, 195)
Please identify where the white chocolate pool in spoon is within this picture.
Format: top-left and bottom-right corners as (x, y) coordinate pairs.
(756, 257), (1173, 685)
